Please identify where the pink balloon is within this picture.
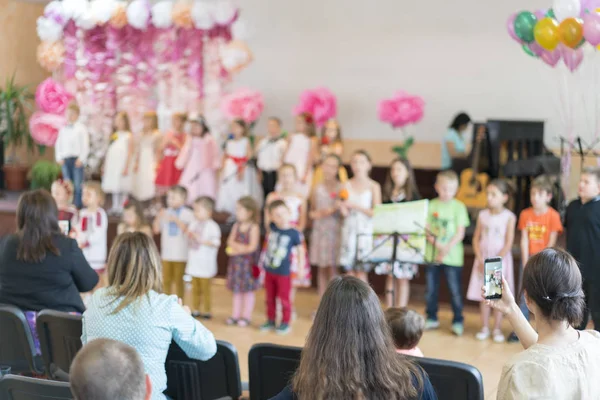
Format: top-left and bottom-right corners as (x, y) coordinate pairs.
(583, 12), (600, 45)
(534, 9), (547, 19)
(563, 47), (584, 72)
(507, 13), (521, 42)
(581, 0), (600, 14)
(541, 49), (561, 67)
(528, 42), (545, 57)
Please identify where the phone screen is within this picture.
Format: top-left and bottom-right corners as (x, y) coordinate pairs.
(484, 257), (503, 299)
(58, 220), (70, 236)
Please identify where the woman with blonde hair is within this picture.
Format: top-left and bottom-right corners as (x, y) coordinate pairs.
(82, 232), (217, 400)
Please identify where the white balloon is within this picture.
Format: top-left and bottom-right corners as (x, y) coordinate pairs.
(61, 0), (89, 21)
(90, 0), (117, 24)
(127, 0), (151, 30)
(214, 0), (238, 25)
(192, 1), (215, 30)
(151, 1), (173, 29)
(231, 18), (248, 40)
(36, 17), (63, 42)
(553, 0), (581, 21)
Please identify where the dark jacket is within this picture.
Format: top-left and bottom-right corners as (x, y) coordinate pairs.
(0, 233), (98, 313)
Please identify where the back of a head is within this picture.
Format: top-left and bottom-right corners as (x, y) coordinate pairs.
(524, 248), (585, 327)
(293, 276), (420, 399)
(70, 339), (148, 400)
(385, 308), (425, 350)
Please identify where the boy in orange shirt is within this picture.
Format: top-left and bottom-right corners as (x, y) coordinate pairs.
(508, 176), (562, 342)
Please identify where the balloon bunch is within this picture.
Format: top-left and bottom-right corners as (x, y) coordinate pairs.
(508, 0), (600, 71)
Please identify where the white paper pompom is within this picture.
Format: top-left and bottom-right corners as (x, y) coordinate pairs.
(192, 1), (215, 30)
(76, 8), (97, 30)
(151, 1), (173, 29)
(61, 0), (89, 21)
(231, 18), (248, 40)
(214, 0), (238, 25)
(44, 1), (67, 26)
(127, 0), (151, 30)
(90, 0), (117, 24)
(36, 17), (63, 42)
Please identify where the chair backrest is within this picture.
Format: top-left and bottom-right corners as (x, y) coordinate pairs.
(0, 374), (73, 400)
(413, 356), (484, 400)
(36, 310), (83, 381)
(248, 343), (302, 400)
(165, 340), (242, 400)
(0, 304), (43, 375)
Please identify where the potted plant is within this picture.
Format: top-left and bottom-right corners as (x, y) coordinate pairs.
(29, 160), (61, 191)
(0, 74), (38, 191)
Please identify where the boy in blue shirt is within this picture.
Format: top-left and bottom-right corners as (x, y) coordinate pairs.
(260, 199), (303, 335)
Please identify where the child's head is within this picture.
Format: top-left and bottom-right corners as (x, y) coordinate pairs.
(172, 113), (187, 132)
(66, 102), (80, 124)
(449, 112), (471, 134)
(295, 113), (316, 137)
(193, 196), (214, 221)
(322, 119), (342, 143)
(322, 154), (341, 182)
(189, 116), (210, 137)
(107, 232), (163, 313)
(278, 163), (298, 190)
(166, 186), (187, 209)
(434, 170), (459, 202)
(231, 119), (248, 138)
(235, 196), (259, 223)
(114, 111), (131, 132)
(122, 200), (146, 229)
(530, 175), (554, 210)
(268, 199), (291, 227)
(385, 308), (425, 351)
(267, 117), (282, 137)
(384, 158), (418, 202)
(350, 150), (372, 178)
(486, 179), (512, 210)
(142, 111), (158, 132)
(82, 181), (105, 208)
(51, 179), (74, 206)
(578, 167), (600, 201)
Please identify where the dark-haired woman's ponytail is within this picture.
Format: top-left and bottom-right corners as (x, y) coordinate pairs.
(549, 292), (586, 327)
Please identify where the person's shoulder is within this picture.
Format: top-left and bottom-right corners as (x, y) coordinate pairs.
(582, 329), (600, 343)
(519, 207), (534, 218)
(451, 198), (468, 210)
(268, 385), (295, 400)
(444, 128), (459, 139)
(207, 219), (221, 232)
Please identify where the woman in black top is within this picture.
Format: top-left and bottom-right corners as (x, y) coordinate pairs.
(0, 190), (98, 352)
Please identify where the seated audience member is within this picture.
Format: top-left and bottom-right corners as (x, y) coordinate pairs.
(271, 276), (437, 400)
(489, 248), (600, 399)
(385, 308), (425, 357)
(70, 338), (151, 400)
(0, 190), (98, 353)
(82, 232), (217, 400)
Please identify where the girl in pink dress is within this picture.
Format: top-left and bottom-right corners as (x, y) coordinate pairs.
(466, 179), (516, 343)
(281, 113), (318, 199)
(176, 115), (220, 204)
(155, 113), (187, 195)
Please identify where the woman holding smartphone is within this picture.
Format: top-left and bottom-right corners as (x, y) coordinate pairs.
(489, 248), (600, 399)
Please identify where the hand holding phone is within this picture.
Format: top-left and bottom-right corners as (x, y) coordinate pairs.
(484, 257), (503, 300)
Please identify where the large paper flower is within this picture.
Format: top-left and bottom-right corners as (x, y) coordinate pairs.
(152, 1), (173, 29)
(29, 112), (67, 146)
(37, 41), (65, 72)
(110, 4), (128, 29)
(172, 1), (193, 29)
(192, 1), (215, 30)
(221, 88), (264, 123)
(214, 0), (238, 25)
(36, 16), (63, 42)
(35, 78), (74, 115)
(293, 88), (337, 127)
(127, 0), (151, 30)
(378, 91), (425, 129)
(220, 40), (253, 74)
(61, 0), (88, 21)
(90, 0), (118, 25)
(44, 1), (67, 26)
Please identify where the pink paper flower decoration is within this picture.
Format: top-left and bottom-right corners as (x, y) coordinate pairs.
(35, 78), (74, 115)
(221, 88), (264, 123)
(29, 112), (67, 146)
(293, 87), (337, 128)
(378, 91), (425, 129)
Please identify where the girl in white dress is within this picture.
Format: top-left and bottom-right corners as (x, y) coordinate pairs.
(216, 119), (263, 218)
(282, 113), (318, 198)
(102, 112), (134, 214)
(339, 150), (382, 283)
(132, 111), (160, 202)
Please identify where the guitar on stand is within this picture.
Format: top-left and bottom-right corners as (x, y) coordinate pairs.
(456, 125), (489, 209)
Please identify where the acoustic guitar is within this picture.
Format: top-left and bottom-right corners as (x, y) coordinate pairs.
(456, 127), (490, 209)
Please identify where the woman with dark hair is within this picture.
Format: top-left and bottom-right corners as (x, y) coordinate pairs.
(0, 190), (98, 352)
(488, 248), (600, 399)
(440, 112), (484, 171)
(271, 276), (437, 400)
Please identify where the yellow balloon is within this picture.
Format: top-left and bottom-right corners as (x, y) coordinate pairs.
(534, 17), (560, 50)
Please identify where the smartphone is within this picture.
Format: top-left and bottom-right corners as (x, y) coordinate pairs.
(484, 257), (503, 300)
(58, 220), (71, 236)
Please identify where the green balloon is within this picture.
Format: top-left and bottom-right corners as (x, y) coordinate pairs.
(522, 44), (537, 57)
(576, 38), (586, 49)
(514, 11), (537, 43)
(546, 9), (555, 19)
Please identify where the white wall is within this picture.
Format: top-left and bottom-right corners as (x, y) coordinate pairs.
(236, 0), (600, 148)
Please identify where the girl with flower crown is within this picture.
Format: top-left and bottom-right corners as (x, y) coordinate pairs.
(281, 113), (318, 199)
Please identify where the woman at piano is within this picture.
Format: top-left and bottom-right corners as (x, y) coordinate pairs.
(441, 112), (484, 172)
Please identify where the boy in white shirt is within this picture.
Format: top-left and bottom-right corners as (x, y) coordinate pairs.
(55, 102), (90, 209)
(256, 117), (287, 199)
(185, 196), (221, 319)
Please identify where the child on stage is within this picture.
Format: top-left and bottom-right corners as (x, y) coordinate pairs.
(51, 179), (78, 235)
(313, 119), (348, 187)
(339, 150), (382, 283)
(225, 196), (261, 327)
(176, 115), (220, 203)
(256, 117), (287, 198)
(466, 179), (516, 343)
(282, 113), (318, 198)
(260, 200), (303, 335)
(131, 112), (160, 204)
(424, 170), (470, 336)
(102, 112), (133, 215)
(117, 200), (152, 237)
(155, 113), (187, 196)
